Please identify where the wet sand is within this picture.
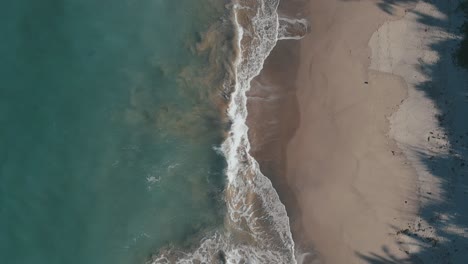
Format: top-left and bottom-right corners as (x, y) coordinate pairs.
(246, 0), (310, 253)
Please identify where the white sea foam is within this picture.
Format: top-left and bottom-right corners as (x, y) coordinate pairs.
(150, 1), (301, 263)
(278, 17), (308, 40)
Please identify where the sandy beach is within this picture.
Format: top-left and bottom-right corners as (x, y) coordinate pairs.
(248, 0), (468, 263)
(285, 1), (419, 262)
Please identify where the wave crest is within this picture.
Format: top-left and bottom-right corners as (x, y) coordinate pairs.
(150, 1), (300, 263)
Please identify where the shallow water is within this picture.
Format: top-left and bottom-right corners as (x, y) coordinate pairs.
(0, 1), (229, 263)
(152, 1), (299, 263)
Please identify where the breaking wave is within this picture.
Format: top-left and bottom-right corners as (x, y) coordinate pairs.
(150, 1), (307, 263)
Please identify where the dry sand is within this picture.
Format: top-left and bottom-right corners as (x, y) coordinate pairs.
(284, 1), (420, 263)
(369, 0), (468, 262)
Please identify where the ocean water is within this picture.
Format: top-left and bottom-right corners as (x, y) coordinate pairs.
(0, 1), (229, 263)
(0, 0), (303, 263)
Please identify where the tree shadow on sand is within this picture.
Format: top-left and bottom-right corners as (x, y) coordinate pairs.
(356, 245), (424, 264)
(353, 0), (468, 263)
(376, 0), (418, 15)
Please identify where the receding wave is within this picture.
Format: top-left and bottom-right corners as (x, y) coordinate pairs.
(149, 1), (307, 263)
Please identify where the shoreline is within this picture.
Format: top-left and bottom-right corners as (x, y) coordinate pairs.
(246, 0), (312, 256)
(249, 0), (468, 263)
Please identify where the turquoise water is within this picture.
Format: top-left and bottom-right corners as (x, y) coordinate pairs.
(0, 1), (229, 263)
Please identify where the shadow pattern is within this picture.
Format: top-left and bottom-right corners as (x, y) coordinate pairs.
(355, 0), (468, 263)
